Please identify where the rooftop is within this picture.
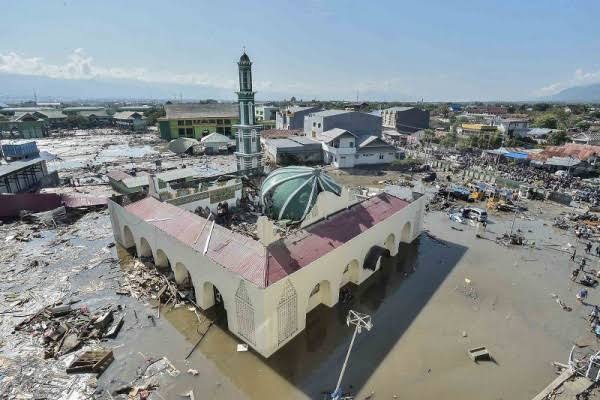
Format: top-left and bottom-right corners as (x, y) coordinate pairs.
(0, 157), (45, 177)
(123, 191), (410, 288)
(383, 106), (415, 112)
(163, 103), (238, 119)
(315, 128), (356, 143)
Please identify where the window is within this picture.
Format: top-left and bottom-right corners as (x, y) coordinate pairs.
(313, 122), (316, 127)
(186, 128), (194, 137)
(251, 136), (256, 142)
(224, 119), (230, 124)
(317, 123), (321, 128)
(177, 120), (184, 126)
(185, 120), (192, 126)
(201, 119), (208, 124)
(379, 154), (384, 160)
(216, 127), (224, 133)
(217, 119), (223, 124)
(349, 141), (354, 147)
(178, 128), (185, 136)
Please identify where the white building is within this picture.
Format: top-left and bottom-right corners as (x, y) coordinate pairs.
(492, 117), (530, 138)
(316, 128), (397, 168)
(255, 105), (278, 122)
(108, 167), (424, 358)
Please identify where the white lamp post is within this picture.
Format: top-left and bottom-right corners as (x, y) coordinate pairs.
(331, 310), (373, 400)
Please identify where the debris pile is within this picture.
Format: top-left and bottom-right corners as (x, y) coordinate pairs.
(13, 302), (124, 359)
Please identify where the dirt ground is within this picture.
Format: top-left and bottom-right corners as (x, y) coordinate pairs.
(2, 140), (600, 399)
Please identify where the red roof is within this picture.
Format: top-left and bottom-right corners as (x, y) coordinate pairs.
(265, 193), (409, 286)
(123, 193), (409, 288)
(529, 143), (600, 162)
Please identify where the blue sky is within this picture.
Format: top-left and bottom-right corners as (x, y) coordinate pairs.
(1, 0), (600, 101)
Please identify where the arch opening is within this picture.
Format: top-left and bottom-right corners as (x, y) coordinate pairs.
(363, 245), (388, 271)
(203, 282), (228, 328)
(122, 225), (135, 251)
(139, 237), (153, 260)
(401, 221), (412, 243)
(155, 249), (170, 269)
(307, 280), (332, 312)
(384, 233), (396, 255)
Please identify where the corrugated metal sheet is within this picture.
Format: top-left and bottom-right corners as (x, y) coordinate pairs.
(125, 197), (268, 288)
(124, 193), (410, 288)
(265, 193), (409, 286)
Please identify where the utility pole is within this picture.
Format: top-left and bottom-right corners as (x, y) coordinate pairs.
(331, 310), (373, 400)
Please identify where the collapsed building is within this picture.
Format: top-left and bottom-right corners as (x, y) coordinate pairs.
(108, 166), (425, 357)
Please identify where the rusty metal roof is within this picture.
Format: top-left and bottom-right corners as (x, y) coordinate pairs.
(124, 197), (268, 287)
(123, 192), (409, 288)
(265, 193), (409, 286)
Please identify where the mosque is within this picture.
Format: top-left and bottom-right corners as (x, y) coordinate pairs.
(108, 52), (425, 357)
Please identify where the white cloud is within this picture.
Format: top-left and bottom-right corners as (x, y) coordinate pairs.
(0, 49), (239, 89)
(535, 67), (600, 96)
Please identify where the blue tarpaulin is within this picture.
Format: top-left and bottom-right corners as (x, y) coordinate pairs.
(505, 152), (528, 160)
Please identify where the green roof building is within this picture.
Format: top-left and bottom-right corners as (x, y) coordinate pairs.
(158, 103), (240, 141)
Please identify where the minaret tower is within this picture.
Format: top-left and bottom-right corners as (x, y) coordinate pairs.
(234, 51), (262, 172)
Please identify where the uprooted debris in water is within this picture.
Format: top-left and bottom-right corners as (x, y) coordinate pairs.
(13, 302), (125, 359)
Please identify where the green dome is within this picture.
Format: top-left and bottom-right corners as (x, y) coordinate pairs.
(261, 166), (342, 222)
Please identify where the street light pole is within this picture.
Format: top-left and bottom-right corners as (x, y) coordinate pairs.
(331, 310), (373, 400)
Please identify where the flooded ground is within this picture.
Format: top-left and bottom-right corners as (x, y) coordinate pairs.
(2, 196), (598, 399)
(2, 143), (600, 399)
(33, 129), (236, 196)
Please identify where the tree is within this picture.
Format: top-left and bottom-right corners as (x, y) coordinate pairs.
(548, 131), (569, 145)
(440, 132), (458, 148)
(144, 107), (166, 126)
(534, 114), (558, 129)
(533, 103), (551, 112)
(576, 120), (591, 131)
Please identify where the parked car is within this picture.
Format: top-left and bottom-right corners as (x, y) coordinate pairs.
(463, 207), (488, 222)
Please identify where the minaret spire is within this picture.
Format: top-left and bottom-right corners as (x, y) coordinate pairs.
(234, 51), (262, 172)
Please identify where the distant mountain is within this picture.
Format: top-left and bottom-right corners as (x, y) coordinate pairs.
(0, 73), (237, 102)
(549, 83), (600, 103)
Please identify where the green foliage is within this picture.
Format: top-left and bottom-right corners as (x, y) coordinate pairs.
(576, 120), (591, 131)
(144, 107), (166, 126)
(66, 114), (91, 128)
(547, 130), (569, 145)
(533, 103), (551, 112)
(534, 114), (558, 129)
(440, 132), (458, 148)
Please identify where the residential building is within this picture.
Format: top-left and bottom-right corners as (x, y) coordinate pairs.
(526, 128), (556, 144)
(0, 113), (47, 138)
(457, 124), (498, 138)
(0, 157), (50, 193)
(381, 107), (430, 134)
(264, 137), (323, 165)
(260, 128), (302, 145)
(276, 106), (321, 130)
(492, 117), (530, 138)
(572, 132), (600, 146)
(316, 128), (396, 168)
(255, 105), (278, 122)
(234, 52), (262, 172)
(382, 129), (408, 146)
(78, 109), (113, 126)
(304, 110), (382, 142)
(113, 111), (148, 131)
(201, 132), (232, 153)
(35, 110), (67, 128)
(158, 103), (239, 140)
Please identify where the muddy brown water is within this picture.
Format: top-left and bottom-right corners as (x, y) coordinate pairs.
(3, 195), (598, 399)
(112, 200), (596, 400)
